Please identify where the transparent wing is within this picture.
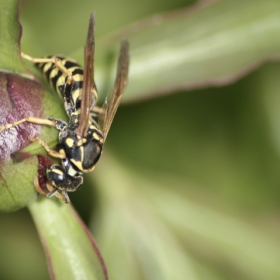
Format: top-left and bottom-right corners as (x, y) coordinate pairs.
(77, 12), (98, 138)
(100, 40), (129, 142)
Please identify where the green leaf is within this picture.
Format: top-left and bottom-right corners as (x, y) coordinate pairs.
(28, 199), (108, 280)
(117, 0), (280, 101)
(0, 0), (25, 73)
(19, 0), (280, 103)
(92, 152), (280, 280)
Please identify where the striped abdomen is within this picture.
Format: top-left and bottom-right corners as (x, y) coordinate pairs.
(35, 56), (84, 110)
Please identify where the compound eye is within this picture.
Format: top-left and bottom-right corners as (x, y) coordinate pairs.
(46, 165), (65, 185)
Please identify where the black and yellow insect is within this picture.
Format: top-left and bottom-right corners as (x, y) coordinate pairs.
(0, 13), (129, 203)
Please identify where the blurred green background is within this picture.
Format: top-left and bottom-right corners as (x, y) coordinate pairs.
(1, 0), (280, 279)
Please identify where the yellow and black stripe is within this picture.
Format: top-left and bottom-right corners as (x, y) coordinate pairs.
(35, 56), (85, 110)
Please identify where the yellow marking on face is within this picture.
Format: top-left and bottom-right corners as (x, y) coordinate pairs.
(65, 138), (74, 147)
(53, 168), (64, 175)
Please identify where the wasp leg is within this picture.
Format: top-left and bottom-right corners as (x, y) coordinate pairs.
(21, 53), (74, 85)
(53, 58), (74, 85)
(34, 176), (69, 203)
(61, 191), (70, 203)
(91, 106), (105, 114)
(0, 117), (56, 133)
(48, 118), (68, 131)
(29, 137), (66, 159)
(21, 53), (54, 63)
(46, 183), (70, 203)
(34, 176), (48, 197)
(91, 105), (107, 124)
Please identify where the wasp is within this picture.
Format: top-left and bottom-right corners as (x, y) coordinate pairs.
(0, 13), (129, 203)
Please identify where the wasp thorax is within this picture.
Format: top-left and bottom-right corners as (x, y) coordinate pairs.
(60, 125), (103, 173)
